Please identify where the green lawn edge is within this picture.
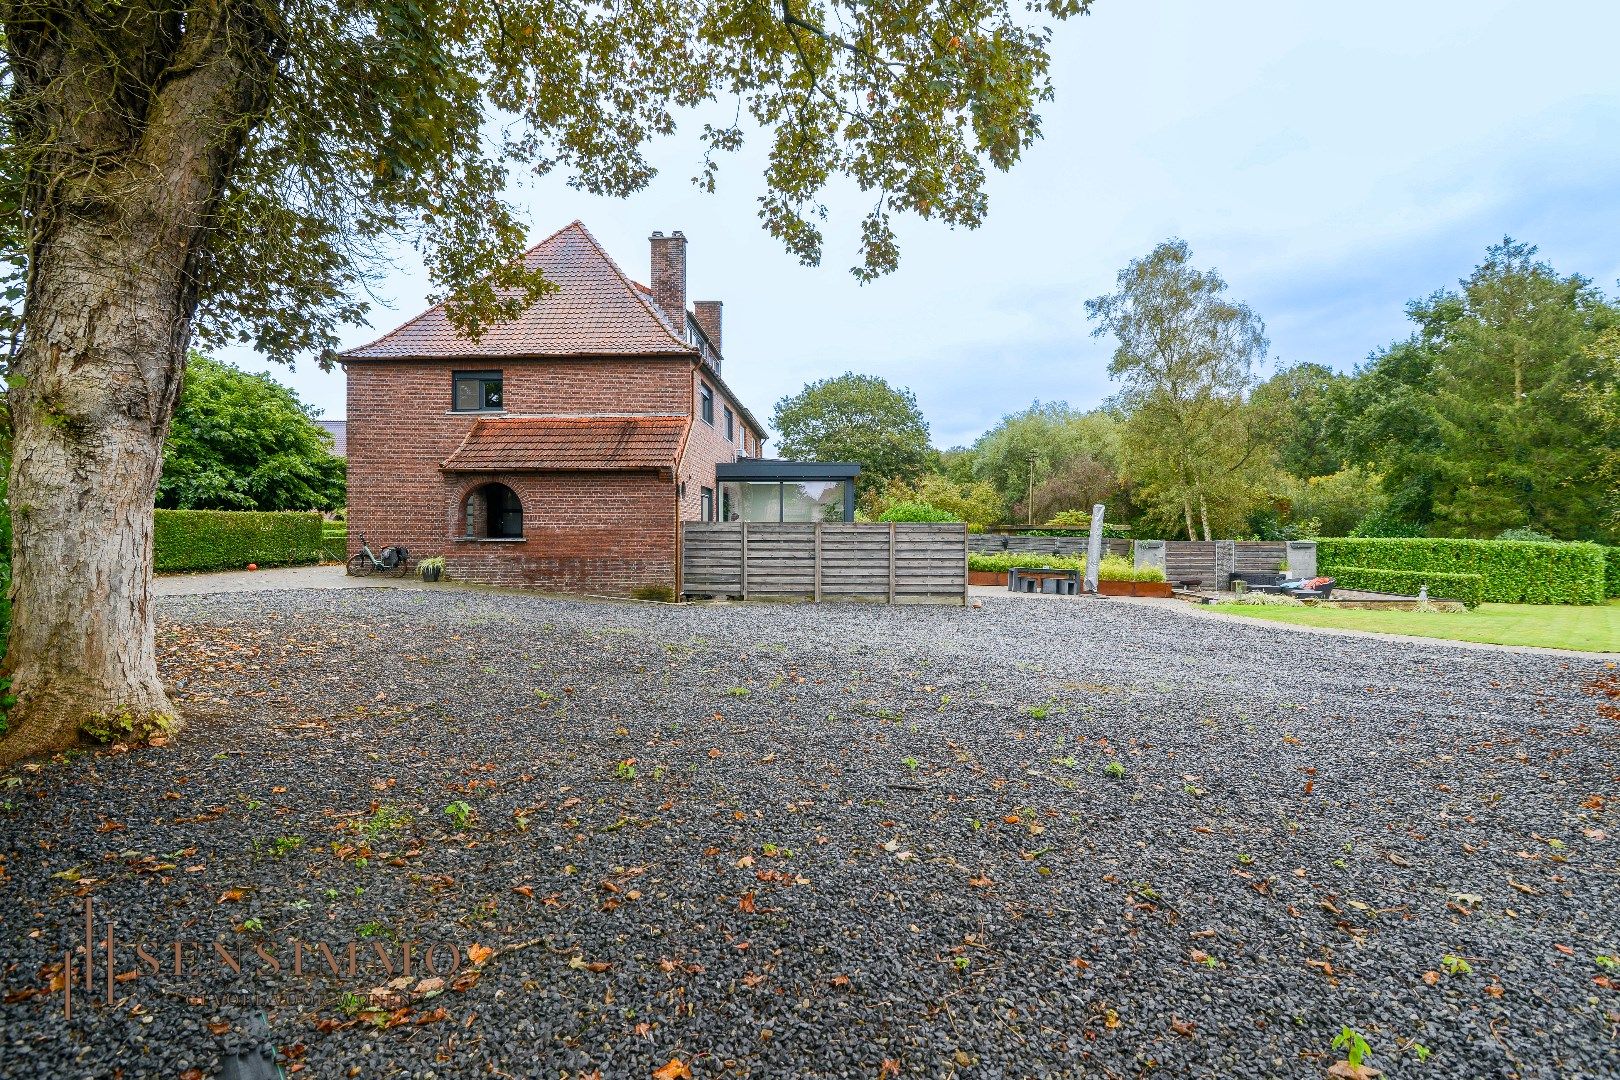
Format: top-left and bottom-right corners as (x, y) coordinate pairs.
(1203, 601), (1620, 654)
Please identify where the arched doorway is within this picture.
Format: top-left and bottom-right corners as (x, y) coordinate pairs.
(463, 482), (524, 539)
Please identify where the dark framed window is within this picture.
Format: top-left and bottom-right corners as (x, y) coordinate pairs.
(699, 382), (714, 425)
(700, 486), (715, 521)
(464, 482), (523, 538)
(724, 406), (734, 441)
(453, 371), (504, 412)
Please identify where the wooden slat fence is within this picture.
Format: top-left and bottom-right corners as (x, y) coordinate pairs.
(1161, 540), (1290, 588)
(681, 522), (966, 605)
(968, 534), (1131, 559)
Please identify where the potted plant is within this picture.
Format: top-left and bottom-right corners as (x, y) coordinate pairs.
(419, 556), (445, 582)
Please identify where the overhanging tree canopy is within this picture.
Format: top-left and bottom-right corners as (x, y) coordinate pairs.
(0, 0), (1093, 764)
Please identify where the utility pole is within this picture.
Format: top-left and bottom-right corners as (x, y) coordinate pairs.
(1026, 454), (1036, 526)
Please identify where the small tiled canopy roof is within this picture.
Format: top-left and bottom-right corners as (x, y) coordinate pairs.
(442, 416), (687, 472)
(342, 221), (692, 359)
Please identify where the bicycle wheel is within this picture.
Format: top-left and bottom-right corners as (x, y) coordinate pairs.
(347, 552), (374, 577)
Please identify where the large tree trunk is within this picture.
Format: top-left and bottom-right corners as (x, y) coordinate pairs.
(0, 2), (281, 766)
(0, 221), (190, 764)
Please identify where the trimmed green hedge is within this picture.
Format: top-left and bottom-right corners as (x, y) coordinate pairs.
(1316, 537), (1605, 605)
(154, 509), (325, 573)
(1330, 565), (1484, 609)
(321, 524), (348, 563)
(1604, 547), (1620, 599)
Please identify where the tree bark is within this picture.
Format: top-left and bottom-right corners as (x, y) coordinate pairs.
(2, 220), (186, 762)
(0, 2), (281, 766)
(1198, 493), (1212, 542)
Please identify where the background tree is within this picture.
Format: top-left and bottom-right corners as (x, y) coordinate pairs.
(159, 355), (344, 511)
(970, 401), (1123, 519)
(771, 373), (933, 501)
(1312, 240), (1620, 542)
(0, 0), (1093, 763)
(1086, 240), (1269, 540)
(1250, 362), (1351, 480)
(1421, 240), (1617, 539)
(873, 473), (1003, 530)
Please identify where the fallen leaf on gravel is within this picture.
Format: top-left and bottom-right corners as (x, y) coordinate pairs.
(1554, 944), (1574, 956)
(1484, 983), (1504, 998)
(1189, 950), (1210, 964)
(831, 974), (851, 988)
(1327, 1062), (1381, 1079)
(218, 888), (246, 903)
(1071, 958), (1089, 972)
(467, 944), (495, 966)
(1506, 876), (1541, 895)
(652, 1059), (691, 1080)
(569, 957), (612, 973)
(1170, 1018), (1196, 1037)
(968, 875), (993, 889)
(512, 885), (534, 898)
(738, 892), (757, 913)
(1422, 970), (1440, 985)
(879, 1060), (901, 1079)
(1387, 853), (1412, 867)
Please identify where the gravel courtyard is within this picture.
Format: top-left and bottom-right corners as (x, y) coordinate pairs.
(1, 589), (1616, 1079)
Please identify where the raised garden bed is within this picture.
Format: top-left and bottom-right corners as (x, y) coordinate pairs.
(969, 570), (1173, 597)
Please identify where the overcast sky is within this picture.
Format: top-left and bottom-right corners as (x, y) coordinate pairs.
(221, 0), (1620, 449)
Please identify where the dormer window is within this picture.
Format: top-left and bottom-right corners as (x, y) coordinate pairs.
(453, 371), (503, 412)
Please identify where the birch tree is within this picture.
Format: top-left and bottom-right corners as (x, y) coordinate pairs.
(1085, 240), (1268, 540)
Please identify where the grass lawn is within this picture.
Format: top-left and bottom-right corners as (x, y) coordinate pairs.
(1206, 599), (1620, 653)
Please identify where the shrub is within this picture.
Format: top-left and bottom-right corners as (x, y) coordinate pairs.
(877, 501), (960, 523)
(1604, 547), (1620, 600)
(1330, 565), (1484, 609)
(1226, 592), (1304, 606)
(153, 509), (325, 573)
(1349, 509), (1425, 538)
(1315, 537), (1604, 605)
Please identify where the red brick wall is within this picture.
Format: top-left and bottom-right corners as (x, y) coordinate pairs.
(678, 365), (757, 521)
(441, 471), (675, 591)
(346, 357), (688, 593)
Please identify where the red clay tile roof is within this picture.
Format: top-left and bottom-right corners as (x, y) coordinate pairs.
(342, 222), (693, 360)
(441, 416), (687, 472)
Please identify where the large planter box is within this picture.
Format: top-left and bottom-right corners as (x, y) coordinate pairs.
(970, 570), (1173, 596)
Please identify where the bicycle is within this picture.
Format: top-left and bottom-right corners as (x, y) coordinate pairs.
(347, 534), (411, 577)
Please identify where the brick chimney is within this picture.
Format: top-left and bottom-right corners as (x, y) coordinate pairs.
(648, 230), (687, 332)
(692, 300), (722, 356)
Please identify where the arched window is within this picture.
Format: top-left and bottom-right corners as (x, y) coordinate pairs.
(465, 482), (523, 539)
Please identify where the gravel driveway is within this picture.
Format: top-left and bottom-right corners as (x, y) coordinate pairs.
(1, 590), (1615, 1079)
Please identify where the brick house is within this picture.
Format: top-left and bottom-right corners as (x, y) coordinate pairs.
(341, 221), (786, 594)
